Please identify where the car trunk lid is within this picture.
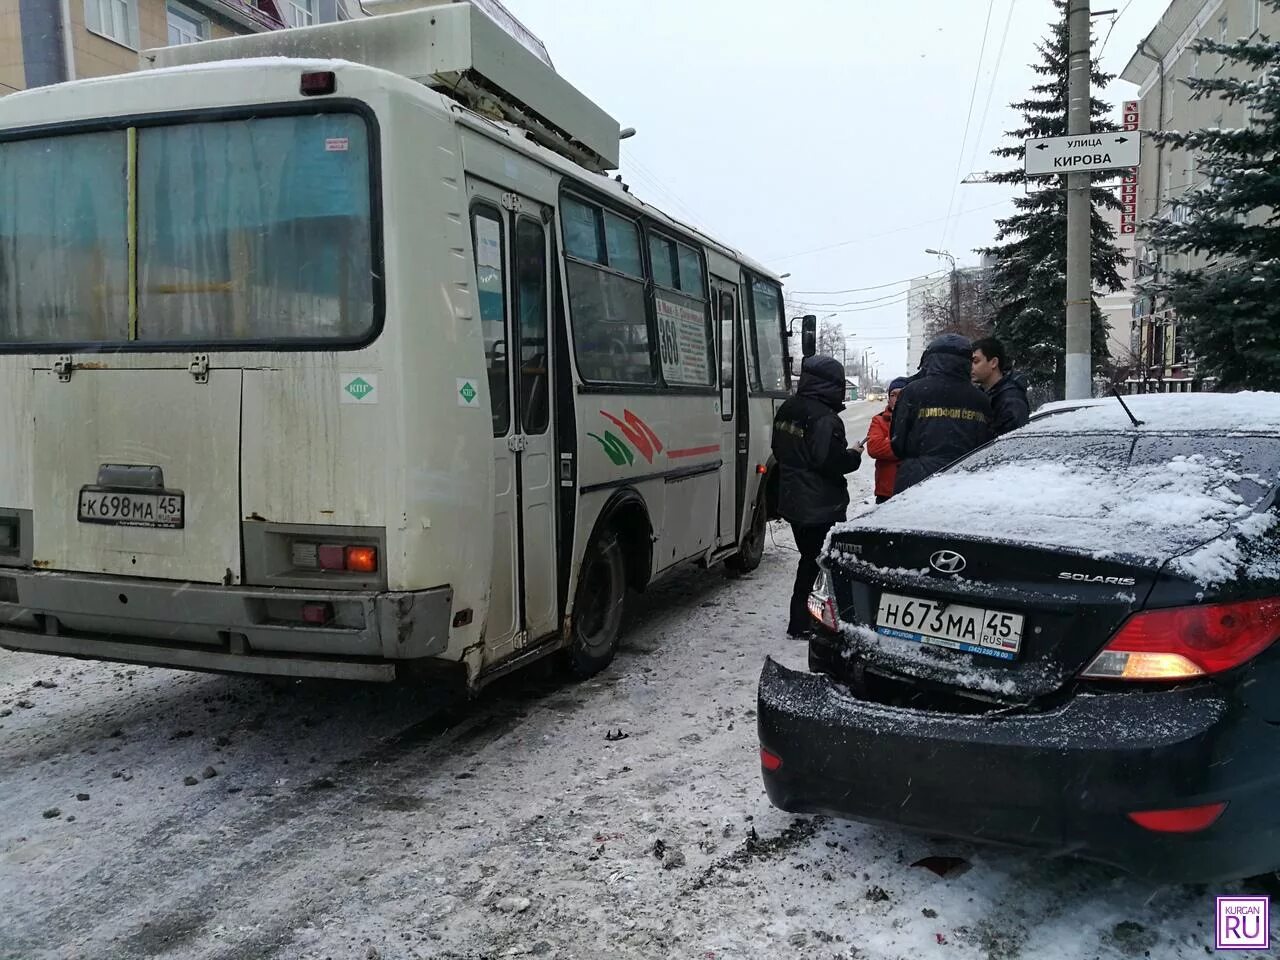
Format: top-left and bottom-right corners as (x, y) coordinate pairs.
(824, 529), (1157, 702)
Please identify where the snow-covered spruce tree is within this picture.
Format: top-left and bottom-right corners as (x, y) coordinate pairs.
(1143, 1), (1280, 390)
(980, 0), (1126, 399)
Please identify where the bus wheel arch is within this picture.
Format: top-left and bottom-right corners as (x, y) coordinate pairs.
(561, 491), (652, 678)
(596, 490), (653, 595)
(727, 466), (771, 575)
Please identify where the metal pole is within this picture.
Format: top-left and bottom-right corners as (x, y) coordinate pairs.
(950, 264), (960, 330)
(1064, 0), (1093, 400)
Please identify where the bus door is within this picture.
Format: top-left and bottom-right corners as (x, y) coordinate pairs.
(469, 185), (558, 661)
(712, 277), (745, 546)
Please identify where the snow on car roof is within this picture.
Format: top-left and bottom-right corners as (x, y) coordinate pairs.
(1025, 391), (1280, 435)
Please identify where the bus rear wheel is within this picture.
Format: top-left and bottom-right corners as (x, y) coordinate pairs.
(563, 528), (627, 678)
(725, 495), (766, 575)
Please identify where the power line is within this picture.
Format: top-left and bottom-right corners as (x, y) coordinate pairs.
(620, 147), (711, 231)
(805, 292), (914, 316)
(938, 0), (999, 250)
(790, 287), (924, 309)
(953, 0), (1019, 246)
(768, 198), (1012, 263)
(788, 269), (946, 296)
(1099, 0), (1137, 59)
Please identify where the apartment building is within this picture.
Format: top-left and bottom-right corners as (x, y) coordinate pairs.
(1120, 0), (1279, 391)
(905, 256), (995, 372)
(1, 0), (354, 95)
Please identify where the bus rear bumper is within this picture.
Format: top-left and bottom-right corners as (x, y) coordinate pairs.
(0, 569), (453, 682)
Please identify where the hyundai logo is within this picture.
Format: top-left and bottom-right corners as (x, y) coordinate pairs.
(929, 550), (967, 574)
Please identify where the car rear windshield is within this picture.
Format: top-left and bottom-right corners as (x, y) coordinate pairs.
(857, 431), (1280, 564)
(960, 433), (1278, 498)
(0, 111), (378, 348)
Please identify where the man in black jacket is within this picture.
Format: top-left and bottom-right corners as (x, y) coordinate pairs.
(891, 334), (993, 494)
(772, 355), (862, 637)
(971, 336), (1031, 436)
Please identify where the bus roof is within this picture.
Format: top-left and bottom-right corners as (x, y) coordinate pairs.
(143, 3), (620, 174)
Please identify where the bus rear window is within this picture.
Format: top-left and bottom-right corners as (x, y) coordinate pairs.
(0, 132), (130, 343)
(0, 111), (378, 348)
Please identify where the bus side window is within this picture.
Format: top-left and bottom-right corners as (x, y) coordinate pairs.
(514, 217), (549, 435)
(471, 205), (510, 436)
(719, 291), (735, 420)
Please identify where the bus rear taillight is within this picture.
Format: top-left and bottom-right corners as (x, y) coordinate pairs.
(291, 542), (378, 574)
(345, 547), (378, 573)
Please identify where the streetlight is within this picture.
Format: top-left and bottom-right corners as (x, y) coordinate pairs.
(925, 248), (960, 328)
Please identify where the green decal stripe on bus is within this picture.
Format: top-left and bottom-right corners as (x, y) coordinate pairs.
(587, 431), (634, 467)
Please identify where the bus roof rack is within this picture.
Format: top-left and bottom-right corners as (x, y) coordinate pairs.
(140, 2), (621, 172)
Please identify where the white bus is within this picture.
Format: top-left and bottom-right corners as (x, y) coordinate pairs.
(0, 2), (795, 688)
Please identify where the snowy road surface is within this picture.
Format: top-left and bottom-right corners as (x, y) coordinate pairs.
(1, 401), (1273, 959)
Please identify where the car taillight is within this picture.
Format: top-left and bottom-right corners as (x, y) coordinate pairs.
(807, 569), (838, 631)
(760, 747), (783, 771)
(291, 541), (378, 575)
(1082, 598), (1280, 681)
(1127, 802), (1227, 833)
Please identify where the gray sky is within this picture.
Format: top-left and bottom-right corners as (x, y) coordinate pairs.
(507, 0), (1168, 376)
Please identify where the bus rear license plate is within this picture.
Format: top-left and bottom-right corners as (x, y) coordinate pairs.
(77, 489), (185, 529)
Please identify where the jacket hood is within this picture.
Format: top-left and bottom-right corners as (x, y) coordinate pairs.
(797, 355), (847, 409)
(919, 334), (974, 381)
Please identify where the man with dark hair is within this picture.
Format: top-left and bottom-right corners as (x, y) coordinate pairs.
(971, 336), (1030, 436)
(772, 355), (863, 638)
(891, 334), (993, 494)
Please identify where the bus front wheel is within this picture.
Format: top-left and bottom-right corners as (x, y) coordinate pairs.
(563, 528), (627, 678)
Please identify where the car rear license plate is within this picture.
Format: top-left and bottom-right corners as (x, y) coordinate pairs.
(875, 592), (1024, 660)
(77, 488), (184, 530)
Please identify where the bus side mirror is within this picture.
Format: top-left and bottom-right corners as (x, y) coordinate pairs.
(801, 314), (817, 358)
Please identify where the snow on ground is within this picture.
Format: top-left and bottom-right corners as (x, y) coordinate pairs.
(0, 402), (1274, 960)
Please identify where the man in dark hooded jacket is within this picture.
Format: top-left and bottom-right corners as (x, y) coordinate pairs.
(971, 336), (1031, 436)
(772, 355), (862, 637)
(890, 334), (993, 494)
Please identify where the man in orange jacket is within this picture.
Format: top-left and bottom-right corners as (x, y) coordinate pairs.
(864, 377), (910, 504)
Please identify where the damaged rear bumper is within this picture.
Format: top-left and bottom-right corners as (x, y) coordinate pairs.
(0, 568), (453, 682)
(757, 657), (1280, 882)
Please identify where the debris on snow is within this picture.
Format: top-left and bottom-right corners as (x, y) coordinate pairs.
(41, 808), (61, 819)
(912, 856), (972, 878)
(183, 776), (199, 787)
(604, 728), (629, 742)
(495, 896), (532, 914)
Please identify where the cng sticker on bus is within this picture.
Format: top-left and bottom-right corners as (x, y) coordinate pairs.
(341, 374), (378, 404)
(457, 378), (481, 408)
